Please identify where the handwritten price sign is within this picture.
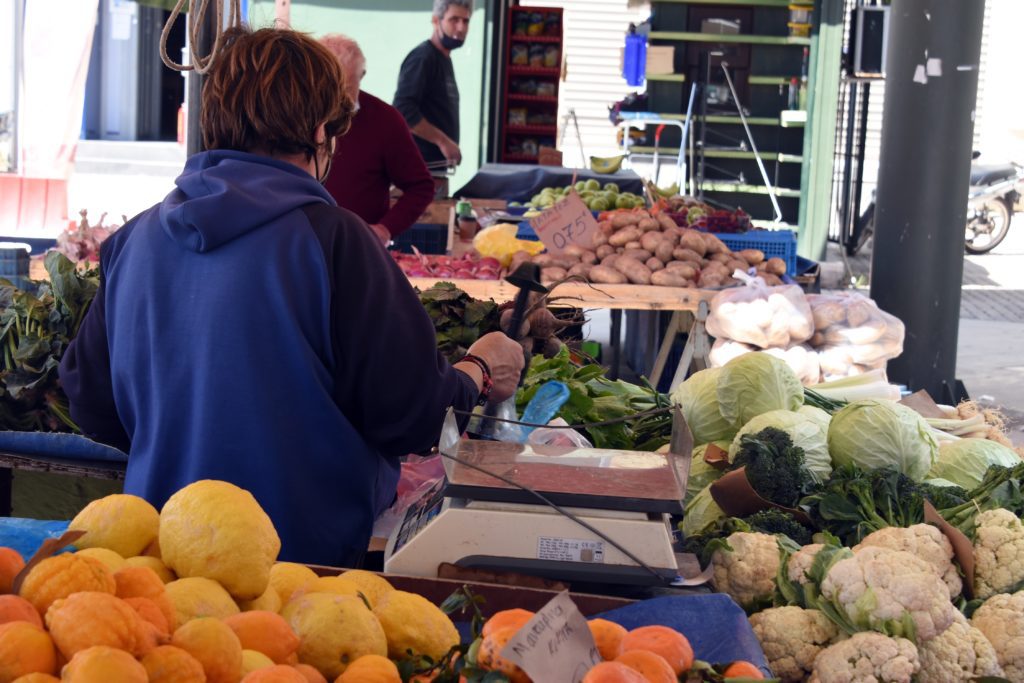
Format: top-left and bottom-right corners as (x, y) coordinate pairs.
(500, 591), (602, 683)
(528, 190), (600, 254)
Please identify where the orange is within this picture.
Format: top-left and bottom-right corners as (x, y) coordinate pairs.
(172, 617), (243, 683)
(11, 674), (60, 683)
(224, 611), (301, 664)
(589, 619), (627, 661)
(722, 661), (765, 679)
(123, 596), (170, 636)
(614, 650), (676, 683)
(61, 645), (147, 682)
(581, 662), (647, 683)
(0, 548), (25, 594)
(335, 654), (401, 683)
(44, 591), (145, 659)
(17, 554), (115, 617)
(140, 645), (207, 683)
(114, 566), (176, 631)
(292, 663), (329, 683)
(0, 621), (57, 680)
(0, 595), (42, 628)
(476, 626), (530, 683)
(243, 665), (309, 682)
(481, 608), (534, 639)
(620, 625), (694, 675)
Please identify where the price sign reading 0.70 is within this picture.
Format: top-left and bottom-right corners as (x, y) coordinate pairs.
(528, 190), (600, 254)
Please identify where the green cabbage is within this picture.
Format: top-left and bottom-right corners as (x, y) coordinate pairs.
(681, 483), (725, 538)
(686, 442), (729, 501)
(671, 368), (736, 445)
(727, 409), (832, 484)
(798, 405), (832, 434)
(927, 438), (1021, 490)
(924, 477), (962, 489)
(827, 400), (939, 481)
(716, 353), (804, 428)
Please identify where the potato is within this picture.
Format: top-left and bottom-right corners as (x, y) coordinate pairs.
(568, 263), (592, 279)
(598, 220), (615, 235)
(655, 241), (675, 264)
(600, 253), (620, 268)
(624, 241), (643, 250)
(702, 232), (729, 255)
(608, 227), (640, 247)
(622, 248), (653, 262)
(509, 250), (532, 273)
(579, 250), (598, 266)
(588, 265), (628, 284)
(726, 259), (749, 274)
(651, 270), (690, 288)
(810, 331), (826, 348)
(640, 231), (663, 253)
(541, 266), (568, 282)
(679, 230), (708, 257)
(762, 273), (784, 286)
(665, 262), (697, 280)
(534, 253), (575, 269)
(673, 248), (703, 264)
(702, 260), (728, 273)
(740, 249), (765, 266)
(656, 213), (677, 232)
(638, 218), (660, 233)
(646, 257), (665, 272)
(710, 253), (731, 265)
(612, 256), (653, 285)
(765, 257), (787, 276)
(591, 232), (609, 248)
(611, 212), (641, 228)
(596, 245), (616, 260)
(563, 244), (588, 259)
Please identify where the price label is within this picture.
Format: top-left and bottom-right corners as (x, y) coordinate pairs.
(528, 190), (600, 253)
(500, 591), (603, 683)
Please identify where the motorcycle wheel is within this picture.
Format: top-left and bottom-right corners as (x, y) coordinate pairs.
(965, 198), (1012, 254)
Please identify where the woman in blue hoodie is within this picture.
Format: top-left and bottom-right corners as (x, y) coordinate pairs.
(58, 26), (524, 567)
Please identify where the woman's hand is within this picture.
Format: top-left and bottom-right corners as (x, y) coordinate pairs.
(462, 332), (526, 402)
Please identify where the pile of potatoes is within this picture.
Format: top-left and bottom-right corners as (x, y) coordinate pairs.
(510, 210), (788, 289)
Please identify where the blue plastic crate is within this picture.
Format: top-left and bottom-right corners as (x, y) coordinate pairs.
(516, 221), (540, 241)
(717, 229), (798, 276)
(392, 223), (449, 255)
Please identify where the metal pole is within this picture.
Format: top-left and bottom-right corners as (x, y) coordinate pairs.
(869, 0), (985, 403)
(185, 6), (218, 157)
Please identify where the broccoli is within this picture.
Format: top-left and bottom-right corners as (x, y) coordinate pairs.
(919, 482), (969, 511)
(940, 462), (1024, 537)
(733, 427), (812, 508)
(742, 509), (814, 546)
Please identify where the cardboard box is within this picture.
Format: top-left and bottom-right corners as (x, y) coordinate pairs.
(645, 46), (675, 76)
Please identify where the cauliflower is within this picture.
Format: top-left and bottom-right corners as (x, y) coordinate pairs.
(711, 531), (780, 611)
(854, 524), (962, 598)
(809, 632), (919, 683)
(818, 546), (957, 642)
(972, 591), (1024, 681)
(973, 508), (1024, 599)
(749, 606), (839, 682)
(787, 543), (824, 586)
(917, 614), (1003, 682)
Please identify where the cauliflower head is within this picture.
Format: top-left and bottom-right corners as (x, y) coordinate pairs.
(972, 590), (1024, 681)
(787, 543), (824, 586)
(819, 546), (957, 642)
(917, 614), (1003, 682)
(854, 524), (962, 598)
(809, 632), (919, 683)
(973, 508), (1024, 599)
(711, 531), (780, 611)
(750, 606), (839, 683)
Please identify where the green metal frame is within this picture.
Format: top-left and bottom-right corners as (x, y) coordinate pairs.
(649, 31), (812, 46)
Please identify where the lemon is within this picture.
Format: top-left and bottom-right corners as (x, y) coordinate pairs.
(282, 592), (386, 679)
(338, 570), (394, 609)
(302, 576), (362, 600)
(372, 590), (459, 661)
(241, 649), (275, 676)
(165, 577), (240, 628)
(124, 556), (176, 584)
(238, 584), (282, 613)
(75, 547), (126, 572)
(69, 494), (160, 557)
(159, 480), (280, 601)
(269, 563), (318, 605)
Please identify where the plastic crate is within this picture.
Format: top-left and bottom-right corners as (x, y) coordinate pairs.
(516, 221), (540, 241)
(717, 229), (798, 276)
(392, 223), (449, 255)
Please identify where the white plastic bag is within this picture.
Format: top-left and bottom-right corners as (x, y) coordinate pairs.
(706, 271), (814, 349)
(709, 338), (821, 385)
(527, 418), (594, 449)
(807, 292), (905, 380)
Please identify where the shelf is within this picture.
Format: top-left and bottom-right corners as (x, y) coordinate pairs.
(648, 31), (812, 46)
(507, 93), (559, 104)
(749, 75), (797, 86)
(656, 113), (782, 126)
(653, 0), (794, 6)
(701, 181), (801, 198)
(506, 125), (557, 135)
(508, 66), (561, 77)
(630, 146), (804, 163)
(780, 110), (807, 128)
(509, 34), (562, 43)
(646, 73), (688, 83)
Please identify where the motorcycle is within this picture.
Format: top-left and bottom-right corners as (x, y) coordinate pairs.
(847, 154), (1024, 255)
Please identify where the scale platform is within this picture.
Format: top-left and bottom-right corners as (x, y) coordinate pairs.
(384, 412), (691, 586)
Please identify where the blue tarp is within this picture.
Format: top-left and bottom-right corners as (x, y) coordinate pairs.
(0, 431), (127, 463)
(0, 518), (71, 559)
(453, 163), (645, 203)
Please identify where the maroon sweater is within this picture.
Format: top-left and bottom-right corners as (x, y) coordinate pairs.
(324, 91), (435, 238)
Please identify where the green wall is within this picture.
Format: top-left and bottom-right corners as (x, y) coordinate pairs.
(249, 0), (490, 191)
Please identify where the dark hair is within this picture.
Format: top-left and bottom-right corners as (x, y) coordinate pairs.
(201, 26), (354, 158)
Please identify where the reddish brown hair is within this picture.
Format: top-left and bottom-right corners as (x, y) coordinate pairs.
(201, 26), (354, 158)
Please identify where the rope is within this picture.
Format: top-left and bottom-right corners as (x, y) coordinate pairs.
(159, 0), (244, 75)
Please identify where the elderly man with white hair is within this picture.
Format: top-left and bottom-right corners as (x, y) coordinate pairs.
(320, 34), (435, 243)
(393, 0), (473, 169)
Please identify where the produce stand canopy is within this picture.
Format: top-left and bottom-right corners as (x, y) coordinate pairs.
(453, 163), (645, 202)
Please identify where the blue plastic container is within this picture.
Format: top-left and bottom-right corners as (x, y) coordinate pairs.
(622, 33), (647, 86)
(717, 229), (798, 275)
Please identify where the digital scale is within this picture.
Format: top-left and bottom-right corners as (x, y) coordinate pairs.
(384, 410), (692, 586)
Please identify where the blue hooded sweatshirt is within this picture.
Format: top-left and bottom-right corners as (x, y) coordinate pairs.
(59, 150), (478, 566)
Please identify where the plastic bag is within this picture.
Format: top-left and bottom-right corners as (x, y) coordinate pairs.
(472, 223), (545, 268)
(371, 455), (446, 540)
(706, 271), (814, 348)
(709, 338), (821, 385)
(807, 292), (905, 380)
(527, 418), (593, 448)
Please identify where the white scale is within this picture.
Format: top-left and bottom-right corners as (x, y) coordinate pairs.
(384, 410), (692, 586)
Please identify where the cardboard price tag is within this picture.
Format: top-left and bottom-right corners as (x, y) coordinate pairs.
(528, 190), (600, 253)
(500, 591), (603, 683)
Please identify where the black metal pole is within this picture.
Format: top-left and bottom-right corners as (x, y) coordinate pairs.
(869, 0), (985, 402)
(185, 7), (218, 157)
